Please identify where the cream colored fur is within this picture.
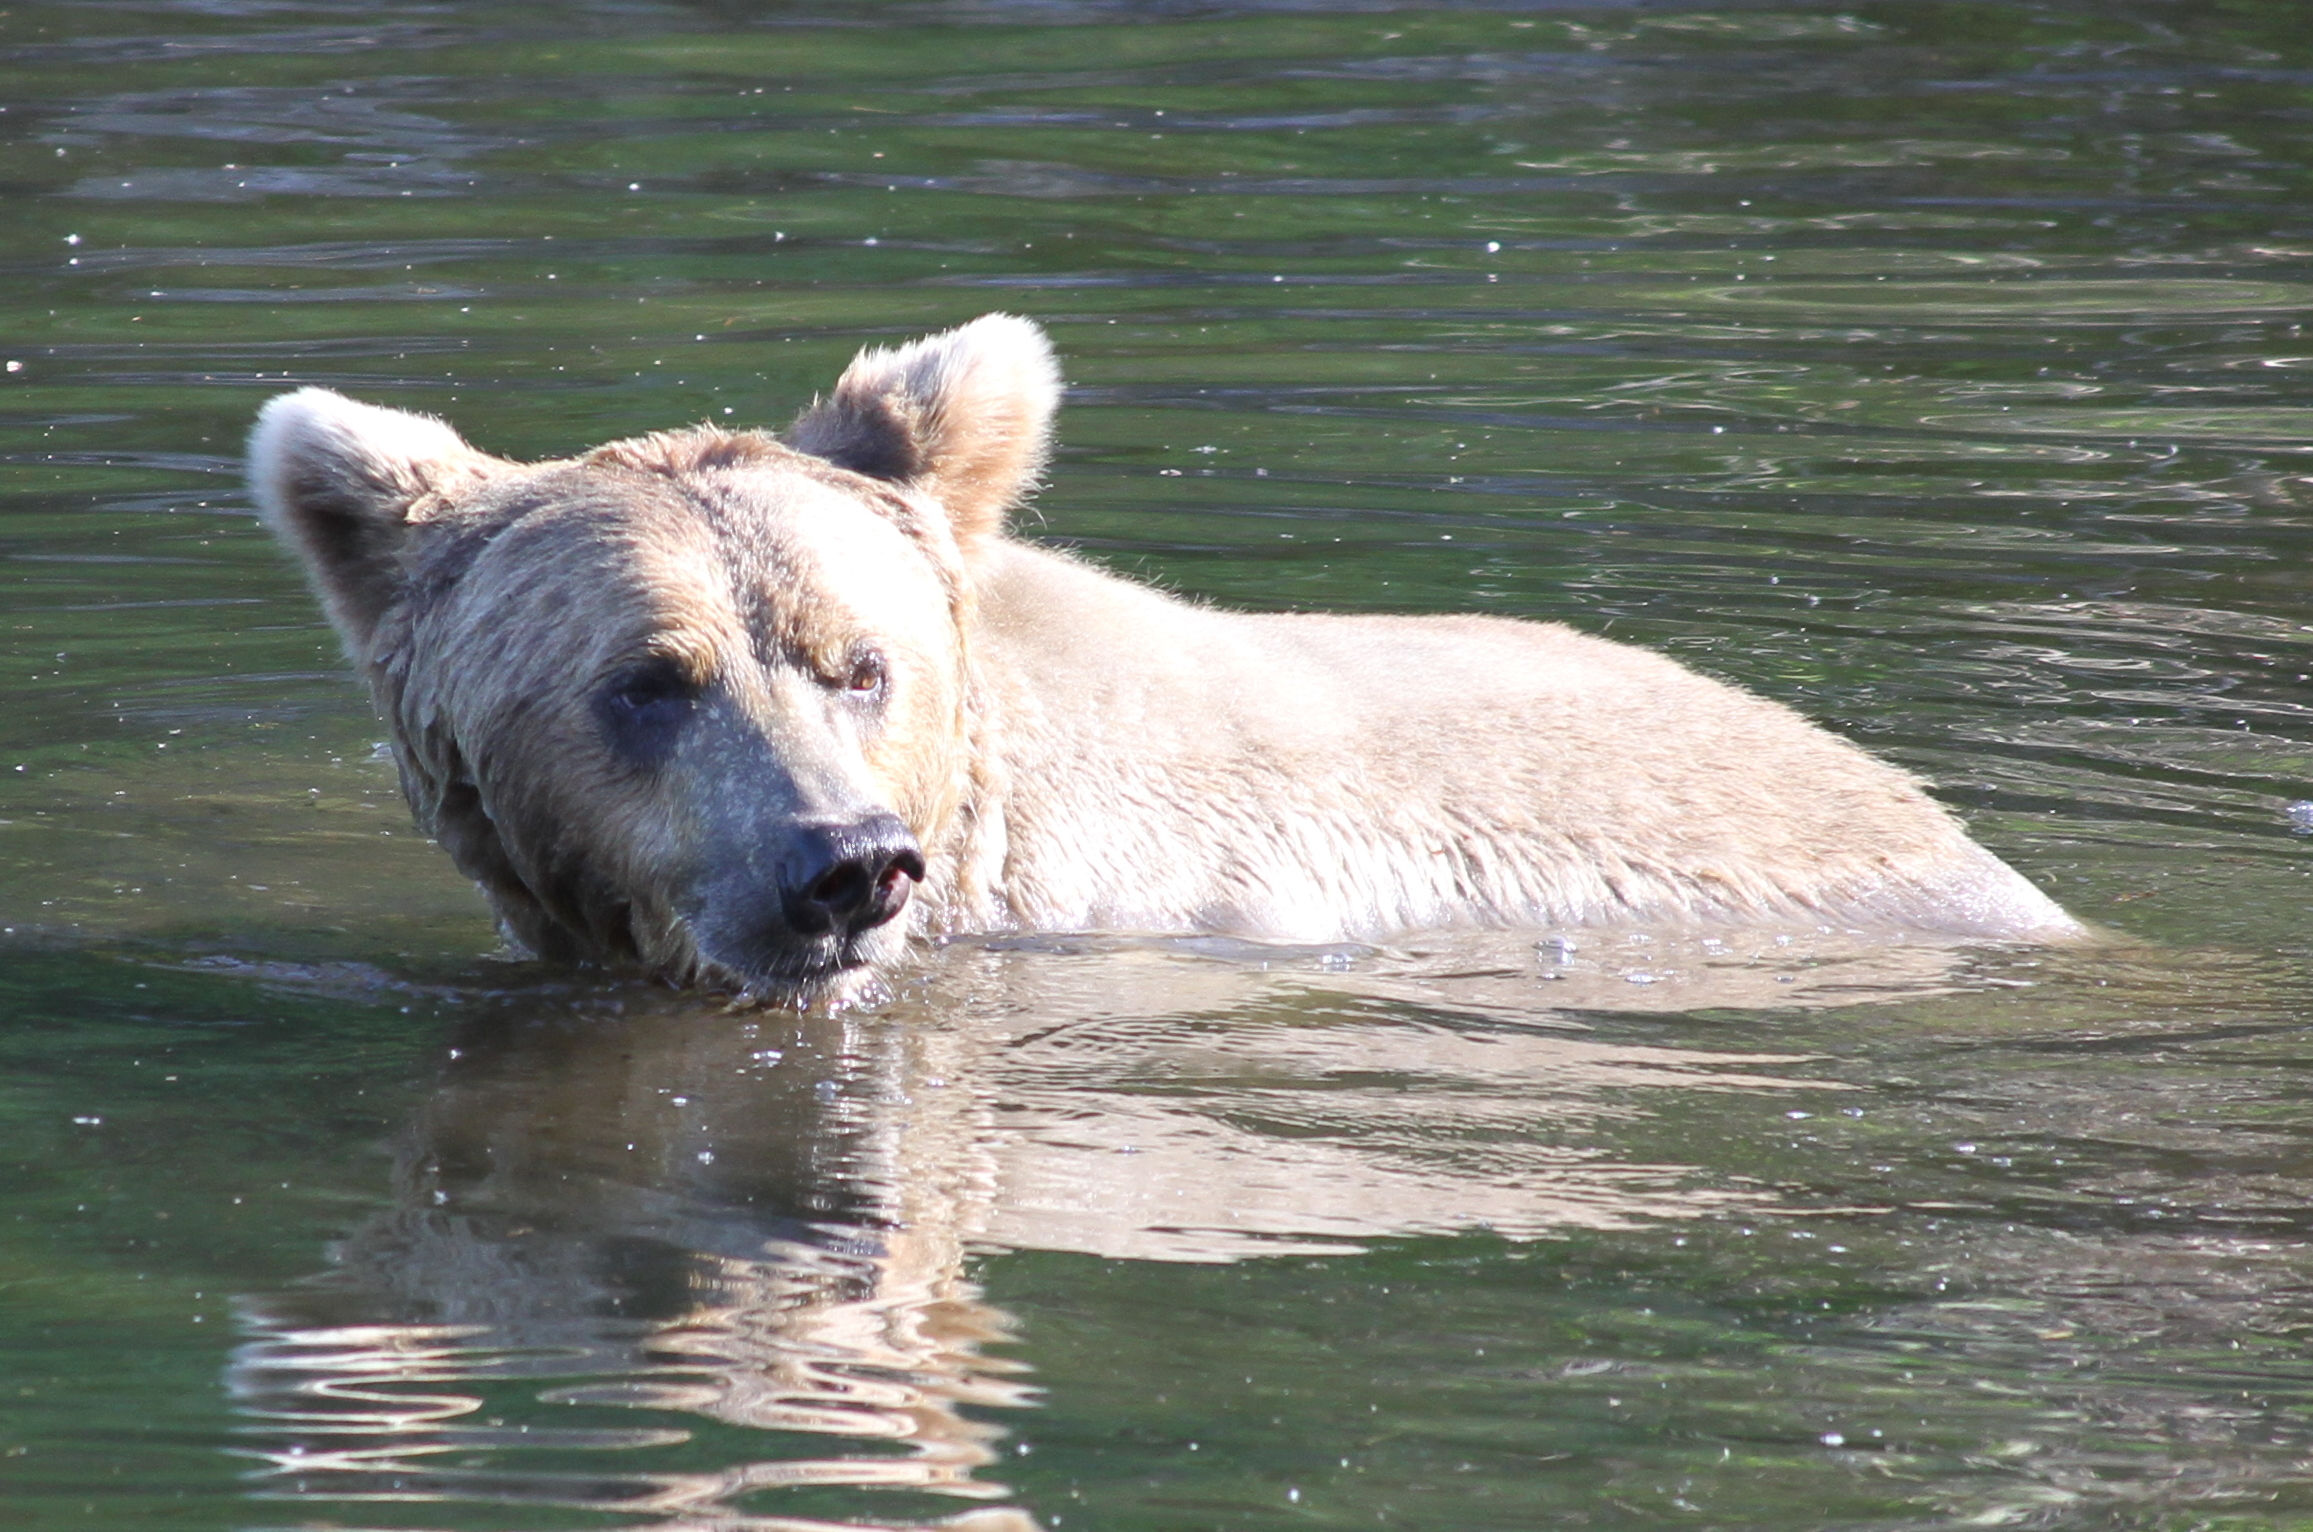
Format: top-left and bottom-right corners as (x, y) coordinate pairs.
(250, 313), (2079, 1001)
(952, 541), (2074, 940)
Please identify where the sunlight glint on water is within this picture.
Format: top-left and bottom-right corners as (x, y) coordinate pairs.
(5, 2), (2313, 1528)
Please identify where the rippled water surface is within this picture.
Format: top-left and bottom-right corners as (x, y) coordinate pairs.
(8, 1), (2313, 1527)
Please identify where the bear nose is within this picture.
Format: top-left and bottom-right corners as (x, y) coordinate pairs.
(778, 815), (926, 937)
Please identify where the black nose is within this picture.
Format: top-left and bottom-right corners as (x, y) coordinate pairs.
(778, 815), (926, 937)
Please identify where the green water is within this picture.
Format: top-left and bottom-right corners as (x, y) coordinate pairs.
(8, 1), (2313, 1526)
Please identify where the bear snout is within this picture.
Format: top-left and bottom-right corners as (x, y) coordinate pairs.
(776, 814), (927, 940)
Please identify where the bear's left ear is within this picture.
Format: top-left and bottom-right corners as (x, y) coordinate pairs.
(248, 388), (504, 659)
(787, 313), (1061, 547)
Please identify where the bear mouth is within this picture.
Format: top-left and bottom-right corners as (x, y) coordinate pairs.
(686, 930), (894, 1009)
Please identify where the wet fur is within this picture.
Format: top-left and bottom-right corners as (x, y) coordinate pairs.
(249, 313), (2079, 1002)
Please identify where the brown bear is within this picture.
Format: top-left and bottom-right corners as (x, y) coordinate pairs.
(249, 313), (2079, 1005)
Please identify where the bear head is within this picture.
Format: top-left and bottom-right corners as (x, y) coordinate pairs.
(248, 314), (1061, 1005)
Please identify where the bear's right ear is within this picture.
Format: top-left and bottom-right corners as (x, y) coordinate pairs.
(248, 388), (502, 658)
(786, 313), (1061, 549)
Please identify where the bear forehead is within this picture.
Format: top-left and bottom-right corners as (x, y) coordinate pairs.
(446, 452), (959, 660)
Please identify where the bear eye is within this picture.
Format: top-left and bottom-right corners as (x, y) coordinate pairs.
(844, 650), (887, 696)
(596, 659), (703, 762)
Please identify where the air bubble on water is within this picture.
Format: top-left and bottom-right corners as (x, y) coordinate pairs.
(2285, 800), (2313, 834)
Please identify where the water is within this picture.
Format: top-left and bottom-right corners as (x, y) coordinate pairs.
(6, 1), (2313, 1526)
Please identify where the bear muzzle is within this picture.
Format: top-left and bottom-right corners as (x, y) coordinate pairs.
(678, 811), (926, 996)
(776, 813), (927, 939)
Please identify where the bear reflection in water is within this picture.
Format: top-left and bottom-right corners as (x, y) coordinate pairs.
(230, 934), (1892, 1527)
(247, 314), (2078, 1008)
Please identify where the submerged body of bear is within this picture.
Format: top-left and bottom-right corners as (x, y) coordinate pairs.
(249, 314), (2078, 1003)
